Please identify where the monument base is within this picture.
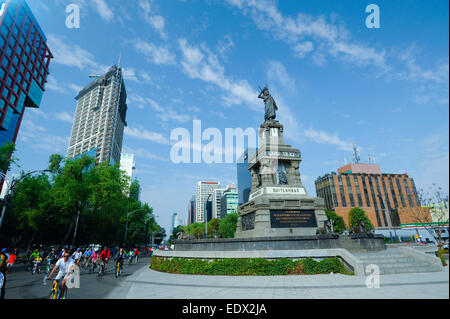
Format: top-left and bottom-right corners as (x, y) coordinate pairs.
(235, 188), (328, 238)
(174, 234), (386, 253)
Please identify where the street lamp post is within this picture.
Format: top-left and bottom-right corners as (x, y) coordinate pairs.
(0, 170), (50, 232)
(124, 209), (145, 244)
(71, 201), (82, 248)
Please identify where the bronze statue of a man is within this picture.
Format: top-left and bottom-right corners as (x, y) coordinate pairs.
(258, 85), (278, 122)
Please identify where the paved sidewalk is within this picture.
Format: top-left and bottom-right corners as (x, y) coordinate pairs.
(107, 264), (449, 299)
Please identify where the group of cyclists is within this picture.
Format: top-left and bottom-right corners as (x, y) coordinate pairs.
(23, 246), (143, 274)
(1, 245), (148, 299)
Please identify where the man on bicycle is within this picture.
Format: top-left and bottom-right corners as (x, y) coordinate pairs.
(29, 249), (40, 263)
(72, 248), (83, 266)
(47, 252), (74, 298)
(127, 248), (134, 264)
(99, 246), (110, 272)
(47, 248), (58, 267)
(115, 248), (125, 275)
(33, 254), (43, 273)
(133, 247), (140, 262)
(83, 247), (93, 266)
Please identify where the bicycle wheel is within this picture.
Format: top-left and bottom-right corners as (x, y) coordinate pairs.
(48, 289), (57, 299)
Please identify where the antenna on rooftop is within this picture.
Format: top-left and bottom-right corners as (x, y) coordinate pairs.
(352, 143), (360, 163)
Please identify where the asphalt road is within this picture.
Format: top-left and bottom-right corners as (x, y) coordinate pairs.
(4, 255), (152, 299)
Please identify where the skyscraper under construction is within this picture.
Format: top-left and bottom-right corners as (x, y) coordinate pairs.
(67, 65), (127, 164)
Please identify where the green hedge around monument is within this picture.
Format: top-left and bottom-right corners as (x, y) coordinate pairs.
(150, 256), (350, 275)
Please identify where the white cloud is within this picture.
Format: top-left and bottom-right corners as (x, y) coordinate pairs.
(123, 146), (168, 162)
(45, 76), (82, 94)
(132, 39), (176, 65)
(226, 0), (387, 68)
(266, 61), (295, 91)
(304, 129), (353, 151)
(18, 119), (69, 152)
(178, 38), (259, 108)
(139, 0), (167, 39)
(124, 126), (170, 145)
(216, 35), (235, 59)
(91, 0), (114, 22)
(127, 94), (190, 123)
(55, 112), (74, 124)
(47, 35), (108, 73)
(227, 0), (448, 105)
(293, 41), (314, 58)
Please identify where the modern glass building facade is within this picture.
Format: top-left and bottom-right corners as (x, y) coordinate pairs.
(237, 147), (256, 205)
(220, 186), (238, 219)
(188, 195), (196, 225)
(196, 181), (221, 223)
(0, 0), (52, 186)
(315, 163), (426, 229)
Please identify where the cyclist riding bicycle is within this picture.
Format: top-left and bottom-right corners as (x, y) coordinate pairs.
(72, 248), (83, 266)
(92, 249), (99, 264)
(33, 255), (43, 273)
(47, 248), (58, 266)
(29, 249), (40, 262)
(83, 248), (93, 266)
(127, 249), (133, 263)
(115, 248), (125, 274)
(57, 248), (67, 259)
(99, 247), (110, 271)
(47, 252), (74, 298)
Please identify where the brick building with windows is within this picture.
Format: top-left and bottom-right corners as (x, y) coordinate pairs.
(0, 0), (53, 188)
(315, 163), (430, 229)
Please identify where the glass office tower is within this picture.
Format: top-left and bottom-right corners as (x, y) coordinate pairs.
(0, 0), (53, 187)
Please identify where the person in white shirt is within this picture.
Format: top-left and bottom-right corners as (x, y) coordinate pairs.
(47, 252), (74, 298)
(72, 248), (83, 266)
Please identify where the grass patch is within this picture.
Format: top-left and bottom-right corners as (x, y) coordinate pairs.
(150, 256), (351, 276)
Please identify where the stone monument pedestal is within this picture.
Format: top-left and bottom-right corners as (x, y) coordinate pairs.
(235, 120), (328, 239)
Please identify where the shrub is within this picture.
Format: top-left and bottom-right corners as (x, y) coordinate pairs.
(150, 256), (347, 275)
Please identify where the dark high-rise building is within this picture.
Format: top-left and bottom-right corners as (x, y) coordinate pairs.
(0, 0), (53, 187)
(315, 163), (429, 229)
(188, 195), (195, 225)
(237, 147), (256, 204)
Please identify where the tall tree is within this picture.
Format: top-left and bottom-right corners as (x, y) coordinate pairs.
(348, 207), (374, 231)
(218, 213), (238, 238)
(51, 155), (96, 247)
(325, 210), (347, 233)
(0, 142), (18, 172)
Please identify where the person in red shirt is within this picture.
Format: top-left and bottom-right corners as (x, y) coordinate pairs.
(99, 246), (110, 271)
(6, 253), (16, 274)
(99, 247), (110, 261)
(134, 248), (141, 262)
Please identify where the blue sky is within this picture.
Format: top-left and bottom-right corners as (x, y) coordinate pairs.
(10, 0), (449, 234)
